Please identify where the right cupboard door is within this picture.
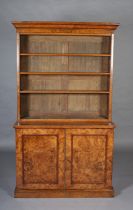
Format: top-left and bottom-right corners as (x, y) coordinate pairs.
(65, 129), (114, 190)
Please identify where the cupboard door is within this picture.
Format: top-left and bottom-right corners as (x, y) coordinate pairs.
(16, 129), (65, 189)
(65, 129), (114, 189)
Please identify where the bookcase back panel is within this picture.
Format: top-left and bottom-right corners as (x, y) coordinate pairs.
(20, 94), (108, 119)
(20, 75), (109, 91)
(20, 56), (110, 73)
(20, 35), (111, 54)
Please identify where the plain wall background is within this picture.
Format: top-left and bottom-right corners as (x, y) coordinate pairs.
(0, 0), (133, 150)
(0, 1), (133, 210)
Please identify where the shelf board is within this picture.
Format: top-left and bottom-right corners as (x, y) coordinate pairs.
(19, 118), (109, 124)
(20, 113), (108, 120)
(20, 72), (110, 76)
(20, 53), (111, 57)
(20, 90), (109, 94)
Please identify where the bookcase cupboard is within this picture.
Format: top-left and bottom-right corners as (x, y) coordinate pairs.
(12, 21), (119, 198)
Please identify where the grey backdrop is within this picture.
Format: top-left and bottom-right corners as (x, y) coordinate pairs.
(0, 0), (133, 210)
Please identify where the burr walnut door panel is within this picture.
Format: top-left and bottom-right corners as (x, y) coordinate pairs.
(65, 129), (114, 190)
(16, 129), (65, 189)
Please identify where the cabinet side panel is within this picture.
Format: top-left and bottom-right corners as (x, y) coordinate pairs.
(16, 129), (23, 187)
(106, 129), (114, 187)
(16, 33), (20, 120)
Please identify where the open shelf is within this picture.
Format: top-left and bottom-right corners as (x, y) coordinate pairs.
(20, 93), (108, 120)
(20, 35), (111, 54)
(20, 75), (109, 91)
(20, 56), (110, 72)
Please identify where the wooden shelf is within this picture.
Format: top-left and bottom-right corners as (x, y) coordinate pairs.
(20, 53), (111, 57)
(20, 113), (108, 120)
(20, 72), (110, 76)
(20, 90), (109, 94)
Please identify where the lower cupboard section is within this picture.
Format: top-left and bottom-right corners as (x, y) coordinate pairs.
(15, 127), (114, 197)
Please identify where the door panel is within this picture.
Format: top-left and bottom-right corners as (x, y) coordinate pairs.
(65, 129), (113, 189)
(16, 129), (65, 189)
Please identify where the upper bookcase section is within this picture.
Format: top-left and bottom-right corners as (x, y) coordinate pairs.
(12, 21), (119, 35)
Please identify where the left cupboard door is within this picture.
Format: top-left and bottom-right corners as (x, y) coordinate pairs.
(16, 128), (65, 189)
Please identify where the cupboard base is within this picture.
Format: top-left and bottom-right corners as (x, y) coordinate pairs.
(14, 187), (114, 198)
(14, 125), (115, 198)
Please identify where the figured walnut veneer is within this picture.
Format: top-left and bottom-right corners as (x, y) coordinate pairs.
(16, 129), (65, 190)
(15, 126), (114, 197)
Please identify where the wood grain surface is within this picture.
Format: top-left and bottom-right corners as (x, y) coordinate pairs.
(16, 129), (65, 189)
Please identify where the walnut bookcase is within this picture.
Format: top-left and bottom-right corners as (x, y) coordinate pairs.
(12, 21), (119, 198)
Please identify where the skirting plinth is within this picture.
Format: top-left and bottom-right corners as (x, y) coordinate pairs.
(14, 187), (114, 198)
